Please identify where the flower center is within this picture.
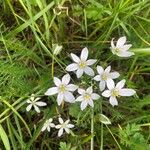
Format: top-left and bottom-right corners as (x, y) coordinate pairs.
(59, 84), (66, 93)
(61, 123), (66, 128)
(101, 73), (108, 80)
(111, 89), (119, 97)
(79, 61), (86, 69)
(83, 94), (91, 101)
(114, 48), (120, 53)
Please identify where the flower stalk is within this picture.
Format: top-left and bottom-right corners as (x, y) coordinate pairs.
(91, 108), (94, 150)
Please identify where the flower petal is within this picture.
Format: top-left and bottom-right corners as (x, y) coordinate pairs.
(102, 90), (111, 97)
(47, 126), (50, 132)
(78, 88), (85, 95)
(58, 128), (64, 137)
(81, 101), (87, 110)
(86, 86), (93, 94)
(36, 101), (47, 106)
(116, 79), (126, 89)
(34, 105), (40, 113)
(84, 67), (95, 76)
(93, 75), (101, 81)
(64, 92), (75, 103)
(67, 124), (74, 128)
(71, 53), (80, 63)
(109, 96), (118, 106)
(105, 66), (111, 74)
(45, 87), (58, 95)
(55, 125), (61, 129)
(88, 100), (94, 107)
(99, 81), (106, 91)
(119, 89), (136, 96)
(66, 63), (78, 71)
(111, 38), (115, 49)
(122, 44), (132, 51)
(76, 95), (83, 101)
(54, 77), (61, 86)
(86, 59), (97, 66)
(118, 51), (134, 57)
(97, 66), (104, 74)
(41, 125), (47, 132)
(109, 72), (120, 79)
(64, 127), (70, 134)
(76, 68), (84, 78)
(80, 47), (88, 61)
(116, 36), (126, 47)
(62, 74), (70, 85)
(57, 93), (64, 105)
(59, 117), (64, 124)
(26, 104), (32, 112)
(106, 78), (115, 90)
(67, 84), (78, 91)
(91, 93), (100, 100)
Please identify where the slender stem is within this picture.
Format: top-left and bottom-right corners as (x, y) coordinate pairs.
(91, 108), (94, 150)
(100, 99), (103, 150)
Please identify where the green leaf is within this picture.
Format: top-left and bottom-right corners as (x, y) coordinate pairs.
(0, 124), (11, 150)
(99, 114), (111, 125)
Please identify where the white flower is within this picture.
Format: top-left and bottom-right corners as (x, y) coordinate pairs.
(55, 117), (74, 137)
(111, 36), (134, 57)
(45, 74), (78, 105)
(93, 65), (120, 91)
(26, 94), (47, 113)
(102, 79), (136, 107)
(66, 47), (97, 78)
(75, 86), (100, 110)
(41, 118), (55, 132)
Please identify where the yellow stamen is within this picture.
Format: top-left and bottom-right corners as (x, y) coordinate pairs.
(79, 61), (86, 68)
(59, 84), (66, 92)
(83, 94), (91, 101)
(111, 89), (119, 97)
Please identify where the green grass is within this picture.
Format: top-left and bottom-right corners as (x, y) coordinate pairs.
(0, 0), (150, 149)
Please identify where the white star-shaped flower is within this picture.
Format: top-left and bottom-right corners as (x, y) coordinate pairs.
(75, 86), (100, 110)
(66, 47), (97, 78)
(41, 118), (55, 132)
(102, 79), (136, 107)
(93, 65), (120, 91)
(26, 94), (47, 113)
(55, 117), (74, 137)
(111, 36), (134, 57)
(45, 74), (78, 105)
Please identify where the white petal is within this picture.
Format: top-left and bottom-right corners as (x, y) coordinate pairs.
(122, 44), (132, 51)
(109, 96), (118, 106)
(91, 93), (100, 100)
(67, 124), (74, 128)
(76, 95), (83, 101)
(105, 66), (111, 74)
(65, 120), (70, 125)
(81, 101), (87, 110)
(64, 127), (70, 134)
(41, 125), (47, 132)
(26, 104), (32, 112)
(45, 87), (58, 95)
(97, 66), (104, 74)
(54, 77), (61, 86)
(71, 53), (80, 63)
(111, 38), (115, 49)
(116, 36), (126, 47)
(62, 74), (70, 85)
(47, 126), (50, 132)
(106, 78), (115, 90)
(50, 123), (55, 128)
(58, 128), (64, 137)
(116, 79), (126, 89)
(78, 88), (85, 95)
(59, 117), (64, 124)
(64, 92), (75, 103)
(80, 47), (88, 61)
(99, 81), (106, 91)
(66, 63), (78, 71)
(109, 72), (120, 79)
(86, 86), (93, 94)
(119, 89), (136, 96)
(27, 100), (31, 103)
(118, 51), (134, 57)
(76, 68), (84, 78)
(88, 100), (94, 107)
(55, 124), (61, 129)
(86, 59), (97, 66)
(34, 105), (40, 113)
(93, 75), (101, 81)
(84, 67), (95, 76)
(66, 84), (78, 91)
(49, 118), (53, 122)
(102, 90), (111, 97)
(36, 101), (47, 106)
(57, 93), (64, 106)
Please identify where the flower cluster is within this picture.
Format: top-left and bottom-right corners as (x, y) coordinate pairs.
(26, 36), (136, 137)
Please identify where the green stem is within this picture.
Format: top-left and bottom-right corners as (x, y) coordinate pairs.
(100, 99), (103, 150)
(91, 108), (94, 150)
